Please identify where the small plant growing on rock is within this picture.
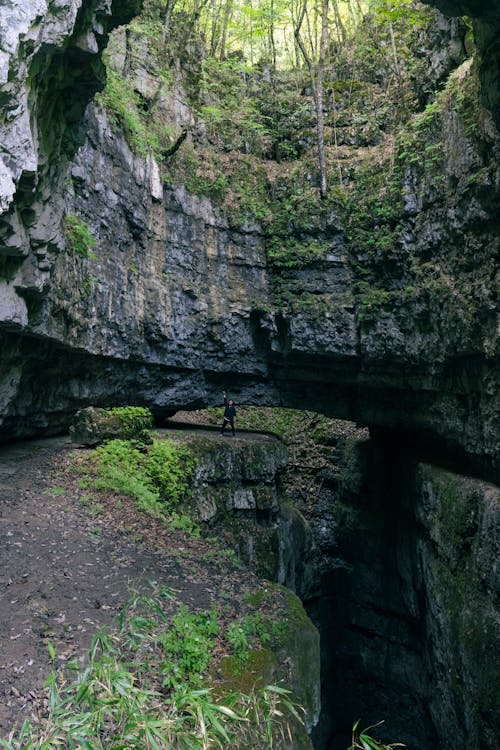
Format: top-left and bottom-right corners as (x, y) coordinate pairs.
(348, 720), (405, 750)
(64, 213), (97, 258)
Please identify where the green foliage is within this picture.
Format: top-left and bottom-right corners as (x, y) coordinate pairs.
(348, 720), (405, 750)
(160, 605), (220, 688)
(49, 485), (65, 496)
(91, 437), (196, 527)
(226, 613), (287, 665)
(226, 156), (270, 225)
(108, 406), (154, 440)
(167, 141), (228, 204)
(0, 586), (302, 750)
(354, 281), (395, 319)
(395, 97), (444, 181)
(64, 214), (97, 258)
(93, 439), (163, 516)
(98, 64), (174, 159)
(143, 439), (194, 508)
(96, 0), (464, 296)
(200, 57), (271, 156)
(267, 236), (330, 269)
(451, 60), (481, 138)
(257, 77), (315, 161)
(353, 1), (440, 111)
(168, 511), (201, 536)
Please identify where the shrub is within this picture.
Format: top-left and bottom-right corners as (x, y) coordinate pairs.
(91, 437), (196, 524)
(64, 213), (97, 258)
(144, 439), (195, 509)
(0, 587), (302, 750)
(160, 605), (220, 689)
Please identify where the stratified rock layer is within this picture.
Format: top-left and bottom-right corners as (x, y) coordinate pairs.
(290, 429), (499, 750)
(0, 1), (499, 483)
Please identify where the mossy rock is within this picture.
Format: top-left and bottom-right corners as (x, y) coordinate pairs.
(69, 406), (153, 446)
(211, 584), (320, 749)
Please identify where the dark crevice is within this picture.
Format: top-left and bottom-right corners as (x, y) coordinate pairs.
(295, 428), (496, 750)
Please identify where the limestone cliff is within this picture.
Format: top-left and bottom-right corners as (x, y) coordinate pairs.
(0, 1), (498, 484)
(0, 4), (498, 750)
(288, 426), (500, 750)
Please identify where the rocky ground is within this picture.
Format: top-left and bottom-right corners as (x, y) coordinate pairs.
(0, 432), (280, 736)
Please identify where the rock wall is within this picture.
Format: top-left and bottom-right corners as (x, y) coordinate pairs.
(0, 5), (498, 750)
(175, 417), (498, 750)
(163, 428), (321, 747)
(285, 430), (499, 750)
(0, 1), (498, 482)
(0, 0), (140, 305)
(423, 0), (500, 124)
(179, 429), (289, 578)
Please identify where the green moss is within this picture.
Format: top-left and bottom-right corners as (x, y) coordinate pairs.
(216, 647), (278, 693)
(212, 581), (319, 742)
(422, 466), (479, 566)
(244, 589), (266, 607)
(108, 406), (153, 436)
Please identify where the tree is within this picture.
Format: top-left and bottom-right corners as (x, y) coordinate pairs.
(294, 0), (330, 197)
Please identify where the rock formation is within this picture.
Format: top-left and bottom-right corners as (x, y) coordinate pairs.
(0, 0), (498, 481)
(289, 426), (500, 750)
(0, 3), (498, 749)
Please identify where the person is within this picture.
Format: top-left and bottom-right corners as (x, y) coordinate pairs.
(220, 390), (236, 436)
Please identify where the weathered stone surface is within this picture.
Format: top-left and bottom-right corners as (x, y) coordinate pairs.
(215, 583), (320, 750)
(413, 463), (499, 750)
(178, 431), (287, 525)
(0, 282), (28, 328)
(163, 430), (296, 579)
(69, 405), (153, 445)
(290, 429), (500, 750)
(0, 0), (498, 486)
(423, 0), (500, 124)
(0, 0), (140, 336)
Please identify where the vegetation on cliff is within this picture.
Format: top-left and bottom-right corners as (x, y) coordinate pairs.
(89, 0), (500, 341)
(0, 584), (307, 750)
(0, 427), (321, 749)
(96, 0), (448, 235)
(74, 433), (198, 535)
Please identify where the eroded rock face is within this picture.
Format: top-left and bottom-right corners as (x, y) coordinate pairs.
(294, 431), (500, 750)
(0, 0), (498, 484)
(167, 430), (293, 579)
(0, 0), (140, 331)
(1, 84), (497, 478)
(423, 0), (500, 124)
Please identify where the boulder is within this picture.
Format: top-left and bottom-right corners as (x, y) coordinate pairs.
(69, 406), (153, 446)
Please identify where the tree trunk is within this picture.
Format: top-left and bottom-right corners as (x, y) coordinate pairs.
(294, 0), (329, 197)
(219, 0), (233, 60)
(316, 0), (329, 198)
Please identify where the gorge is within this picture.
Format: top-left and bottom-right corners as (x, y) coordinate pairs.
(0, 0), (498, 748)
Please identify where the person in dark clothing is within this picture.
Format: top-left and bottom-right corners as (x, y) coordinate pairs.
(220, 390), (236, 436)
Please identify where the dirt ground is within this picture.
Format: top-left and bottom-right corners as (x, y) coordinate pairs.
(0, 434), (269, 735)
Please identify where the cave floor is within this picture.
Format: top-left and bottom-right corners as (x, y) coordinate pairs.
(0, 434), (267, 735)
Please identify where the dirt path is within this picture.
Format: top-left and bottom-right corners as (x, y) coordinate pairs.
(161, 423), (278, 441)
(0, 434), (264, 734)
